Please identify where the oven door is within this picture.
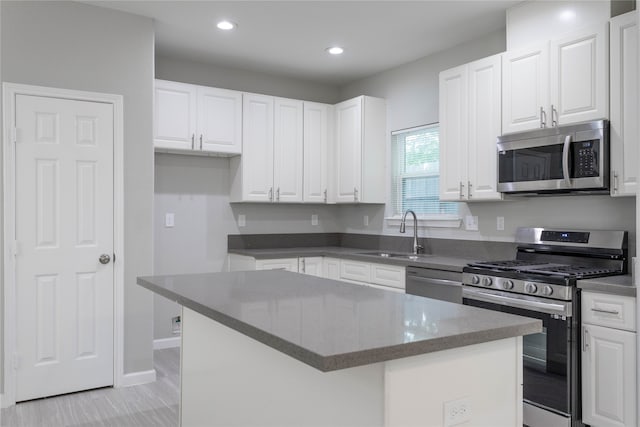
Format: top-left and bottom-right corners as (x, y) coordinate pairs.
(462, 287), (575, 427)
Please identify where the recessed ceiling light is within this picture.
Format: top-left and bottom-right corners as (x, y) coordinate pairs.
(217, 20), (237, 31)
(326, 46), (344, 55)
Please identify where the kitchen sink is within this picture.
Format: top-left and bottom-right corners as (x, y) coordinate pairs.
(357, 251), (433, 261)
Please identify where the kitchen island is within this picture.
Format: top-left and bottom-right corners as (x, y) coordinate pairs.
(138, 270), (541, 427)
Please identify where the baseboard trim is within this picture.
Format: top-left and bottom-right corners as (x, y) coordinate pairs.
(153, 336), (181, 350)
(119, 369), (157, 387)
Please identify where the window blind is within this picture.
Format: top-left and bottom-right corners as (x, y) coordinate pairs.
(390, 124), (458, 217)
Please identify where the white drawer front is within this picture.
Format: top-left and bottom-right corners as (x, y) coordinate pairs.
(340, 260), (371, 283)
(370, 264), (405, 289)
(582, 292), (636, 331)
(256, 258), (298, 272)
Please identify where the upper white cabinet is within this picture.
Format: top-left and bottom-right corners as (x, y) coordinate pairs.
(303, 102), (332, 203)
(334, 96), (386, 204)
(154, 79), (242, 155)
(609, 11), (637, 197)
(440, 54), (503, 202)
(230, 95), (304, 203)
(582, 291), (637, 427)
(502, 22), (609, 134)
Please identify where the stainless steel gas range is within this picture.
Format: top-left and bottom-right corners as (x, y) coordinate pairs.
(462, 227), (628, 427)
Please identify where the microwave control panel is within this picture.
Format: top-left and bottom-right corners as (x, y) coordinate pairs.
(572, 140), (599, 178)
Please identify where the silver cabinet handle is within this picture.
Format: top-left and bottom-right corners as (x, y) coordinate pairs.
(268, 187), (273, 202)
(191, 134), (195, 150)
(301, 258), (306, 273)
(613, 171), (619, 193)
(540, 107), (547, 128)
(551, 105), (558, 127)
(323, 189), (327, 203)
(199, 134), (203, 150)
(561, 134), (572, 187)
(354, 187), (359, 202)
(591, 307), (620, 315)
(459, 181), (465, 198)
(276, 187), (280, 202)
(583, 326), (589, 352)
(99, 254), (111, 265)
(468, 181), (472, 198)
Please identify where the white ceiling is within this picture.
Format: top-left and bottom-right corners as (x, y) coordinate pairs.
(90, 1), (521, 86)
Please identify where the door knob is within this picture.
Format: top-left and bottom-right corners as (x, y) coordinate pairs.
(99, 254), (111, 265)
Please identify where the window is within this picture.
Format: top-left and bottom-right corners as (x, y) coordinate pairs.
(390, 124), (458, 218)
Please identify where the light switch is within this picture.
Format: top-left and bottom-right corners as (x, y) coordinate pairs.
(165, 213), (175, 228)
(497, 216), (505, 231)
(311, 214), (318, 226)
(364, 215), (369, 226)
(238, 214), (246, 227)
(465, 215), (478, 231)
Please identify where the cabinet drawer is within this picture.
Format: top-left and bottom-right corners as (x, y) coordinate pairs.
(340, 260), (371, 283)
(582, 292), (636, 331)
(370, 263), (405, 290)
(255, 258), (298, 272)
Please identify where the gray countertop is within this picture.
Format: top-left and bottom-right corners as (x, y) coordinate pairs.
(138, 270), (541, 372)
(579, 275), (636, 297)
(228, 246), (474, 272)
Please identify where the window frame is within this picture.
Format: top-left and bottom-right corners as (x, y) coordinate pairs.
(385, 123), (462, 229)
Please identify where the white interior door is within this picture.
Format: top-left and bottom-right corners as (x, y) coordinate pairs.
(14, 94), (115, 402)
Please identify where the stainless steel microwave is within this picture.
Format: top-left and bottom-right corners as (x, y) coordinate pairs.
(497, 120), (609, 195)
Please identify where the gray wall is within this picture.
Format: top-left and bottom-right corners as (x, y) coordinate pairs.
(338, 29), (637, 249)
(153, 57), (344, 340)
(1, 0), (155, 378)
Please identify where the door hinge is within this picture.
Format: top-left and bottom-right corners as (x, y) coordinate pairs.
(113, 253), (116, 263)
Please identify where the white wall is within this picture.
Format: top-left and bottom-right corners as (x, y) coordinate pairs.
(338, 29), (637, 248)
(1, 1), (155, 377)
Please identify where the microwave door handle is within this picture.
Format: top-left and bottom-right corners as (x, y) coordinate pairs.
(562, 135), (572, 186)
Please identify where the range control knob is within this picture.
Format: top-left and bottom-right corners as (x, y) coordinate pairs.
(471, 275), (480, 285)
(482, 277), (493, 287)
(502, 280), (514, 290)
(525, 283), (538, 294)
(542, 285), (553, 296)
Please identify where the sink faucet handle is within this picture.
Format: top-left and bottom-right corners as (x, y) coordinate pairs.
(415, 244), (424, 254)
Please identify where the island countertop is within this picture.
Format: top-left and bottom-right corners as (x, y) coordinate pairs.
(138, 270), (541, 371)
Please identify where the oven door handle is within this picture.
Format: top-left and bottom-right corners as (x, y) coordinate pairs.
(562, 134), (572, 187)
(462, 287), (572, 317)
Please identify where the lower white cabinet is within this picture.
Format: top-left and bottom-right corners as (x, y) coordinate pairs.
(298, 257), (323, 277)
(255, 258), (298, 271)
(323, 258), (341, 280)
(582, 292), (637, 427)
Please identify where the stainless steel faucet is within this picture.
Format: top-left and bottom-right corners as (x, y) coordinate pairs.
(399, 210), (424, 254)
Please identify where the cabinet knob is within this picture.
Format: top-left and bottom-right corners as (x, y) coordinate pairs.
(323, 189), (327, 203)
(191, 134), (195, 150)
(268, 187), (273, 202)
(540, 107), (547, 128)
(551, 105), (558, 127)
(199, 134), (203, 150)
(276, 187), (280, 202)
(354, 187), (359, 202)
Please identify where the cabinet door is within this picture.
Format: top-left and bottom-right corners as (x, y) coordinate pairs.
(582, 324), (636, 427)
(467, 54), (503, 201)
(197, 87), (242, 154)
(274, 98), (303, 203)
(610, 13), (637, 197)
(242, 93), (274, 202)
(439, 64), (468, 201)
(323, 258), (341, 280)
(303, 102), (330, 203)
(299, 257), (323, 277)
(334, 97), (362, 203)
(340, 259), (371, 283)
(550, 23), (608, 126)
(154, 80), (197, 150)
(255, 258), (298, 272)
(502, 43), (549, 134)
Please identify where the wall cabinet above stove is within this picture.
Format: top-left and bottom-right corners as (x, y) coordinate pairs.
(154, 79), (242, 156)
(502, 22), (609, 134)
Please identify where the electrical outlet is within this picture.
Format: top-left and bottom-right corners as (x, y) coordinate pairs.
(171, 316), (181, 334)
(497, 216), (505, 231)
(311, 214), (318, 226)
(465, 215), (478, 231)
(444, 397), (471, 426)
(165, 213), (175, 228)
(238, 214), (246, 227)
(364, 215), (369, 226)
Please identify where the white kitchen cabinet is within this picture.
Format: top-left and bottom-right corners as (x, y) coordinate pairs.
(255, 258), (299, 272)
(334, 96), (386, 204)
(370, 263), (405, 290)
(298, 257), (323, 277)
(440, 54), (502, 202)
(303, 102), (332, 203)
(339, 259), (372, 283)
(582, 291), (637, 427)
(502, 22), (608, 134)
(230, 95), (304, 203)
(609, 11), (638, 197)
(154, 79), (242, 155)
(323, 258), (341, 280)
